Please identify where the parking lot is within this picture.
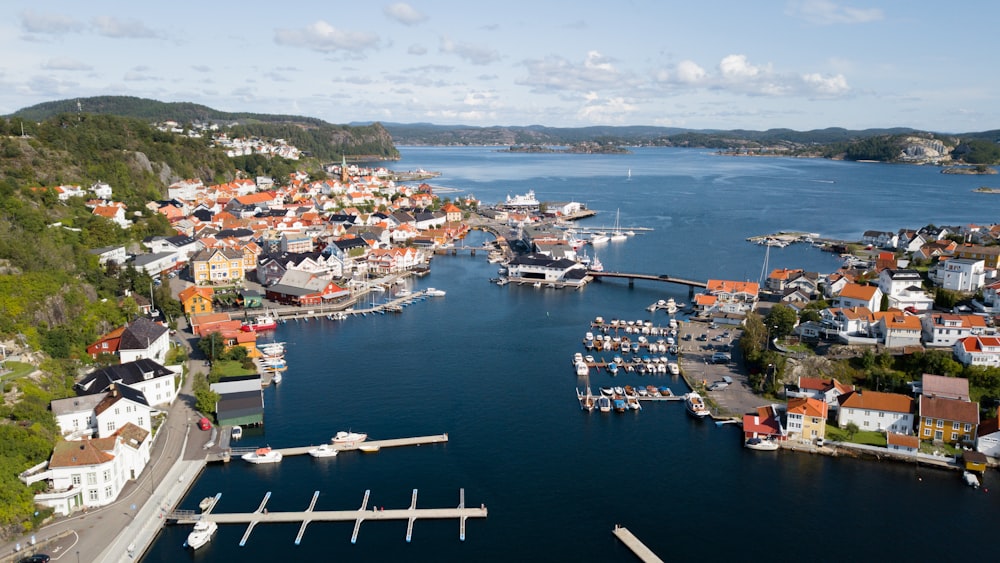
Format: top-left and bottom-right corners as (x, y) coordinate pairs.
(678, 321), (774, 417)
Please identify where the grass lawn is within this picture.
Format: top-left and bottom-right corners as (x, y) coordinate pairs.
(2, 360), (36, 379)
(826, 424), (888, 447)
(211, 359), (256, 378)
(919, 441), (960, 456)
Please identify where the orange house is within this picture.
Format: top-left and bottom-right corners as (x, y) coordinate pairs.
(178, 286), (215, 316)
(786, 397), (828, 444)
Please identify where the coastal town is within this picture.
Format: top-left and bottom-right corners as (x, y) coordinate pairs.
(5, 137), (1000, 560)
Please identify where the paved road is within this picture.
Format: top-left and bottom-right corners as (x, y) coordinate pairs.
(1, 318), (210, 563)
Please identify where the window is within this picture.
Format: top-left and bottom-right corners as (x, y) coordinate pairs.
(106, 421), (116, 432)
(865, 410), (871, 416)
(878, 412), (884, 418)
(936, 419), (943, 429)
(114, 408), (119, 415)
(863, 421), (869, 427)
(87, 472), (97, 485)
(89, 489), (99, 501)
(103, 469), (111, 482)
(935, 430), (943, 440)
(72, 418), (79, 428)
(952, 421), (960, 431)
(72, 474), (81, 486)
(965, 423), (972, 432)
(104, 486), (113, 499)
(138, 417), (144, 427)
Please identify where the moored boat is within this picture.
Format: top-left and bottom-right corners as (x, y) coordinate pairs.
(596, 395), (612, 412)
(241, 315), (278, 332)
(231, 425), (242, 440)
(613, 398), (627, 412)
(575, 361), (589, 376)
(332, 431), (368, 445)
(242, 446), (283, 464)
(185, 520), (218, 550)
(685, 392), (710, 418)
(424, 288), (447, 297)
(964, 471), (980, 488)
(745, 437), (780, 451)
(577, 387), (596, 411)
(308, 444), (339, 458)
(359, 444), (381, 453)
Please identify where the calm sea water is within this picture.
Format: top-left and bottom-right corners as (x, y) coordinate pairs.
(144, 148), (1000, 562)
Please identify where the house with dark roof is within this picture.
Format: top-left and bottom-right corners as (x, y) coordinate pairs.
(215, 389), (264, 427)
(507, 253), (589, 286)
(52, 383), (152, 440)
(118, 317), (170, 364)
(75, 358), (179, 406)
(265, 270), (350, 306)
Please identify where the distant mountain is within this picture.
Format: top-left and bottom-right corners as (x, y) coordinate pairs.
(10, 96), (399, 161)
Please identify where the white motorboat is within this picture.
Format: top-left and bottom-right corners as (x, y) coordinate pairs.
(668, 362), (680, 375)
(745, 437), (780, 451)
(424, 288), (446, 297)
(308, 444), (339, 458)
(242, 446), (283, 464)
(964, 471), (980, 488)
(685, 392), (711, 418)
(332, 431), (368, 444)
(231, 426), (242, 440)
(575, 361), (590, 376)
(185, 520), (218, 550)
(590, 233), (609, 245)
(395, 289), (412, 297)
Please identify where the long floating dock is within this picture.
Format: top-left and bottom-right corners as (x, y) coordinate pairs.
(174, 489), (486, 545)
(613, 525), (664, 563)
(229, 433), (449, 459)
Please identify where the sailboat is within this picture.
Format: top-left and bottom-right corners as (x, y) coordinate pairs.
(610, 209), (627, 241)
(627, 168), (632, 181)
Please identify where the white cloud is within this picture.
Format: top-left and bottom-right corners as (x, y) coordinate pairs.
(518, 51), (626, 93)
(439, 37), (500, 65)
(42, 58), (93, 71)
(576, 94), (636, 124)
(463, 90), (500, 109)
(801, 73), (850, 96)
(384, 3), (427, 26)
(718, 54), (767, 80)
(20, 11), (84, 34)
(675, 60), (707, 83)
(92, 16), (159, 39)
(786, 0), (884, 25)
(274, 21), (380, 53)
(408, 44), (428, 56)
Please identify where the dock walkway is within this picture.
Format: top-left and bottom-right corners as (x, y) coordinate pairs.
(230, 433), (449, 458)
(612, 525), (663, 563)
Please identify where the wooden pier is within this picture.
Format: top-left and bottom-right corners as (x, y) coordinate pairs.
(613, 525), (664, 563)
(236, 433), (451, 458)
(172, 488), (486, 545)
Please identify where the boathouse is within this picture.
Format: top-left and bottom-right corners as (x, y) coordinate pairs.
(507, 253), (588, 286)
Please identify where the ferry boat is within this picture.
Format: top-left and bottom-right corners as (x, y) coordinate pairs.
(505, 189), (539, 207)
(185, 520), (218, 550)
(242, 446), (283, 464)
(241, 315), (278, 332)
(685, 392), (710, 418)
(332, 431), (368, 445)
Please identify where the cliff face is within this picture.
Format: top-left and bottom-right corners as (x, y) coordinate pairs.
(897, 136), (954, 164)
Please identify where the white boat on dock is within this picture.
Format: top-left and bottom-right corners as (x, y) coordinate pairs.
(185, 519), (217, 550)
(332, 431), (368, 445)
(308, 444), (339, 458)
(685, 392), (710, 418)
(745, 437), (779, 451)
(242, 446), (283, 464)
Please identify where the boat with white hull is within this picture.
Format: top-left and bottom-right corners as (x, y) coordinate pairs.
(185, 520), (218, 550)
(685, 392), (710, 418)
(308, 444), (339, 458)
(332, 431), (368, 445)
(242, 446), (283, 464)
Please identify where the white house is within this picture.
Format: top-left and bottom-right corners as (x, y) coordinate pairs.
(507, 253), (589, 285)
(785, 377), (853, 411)
(976, 419), (1000, 458)
(89, 181), (113, 200)
(75, 359), (179, 407)
(921, 313), (987, 347)
(878, 269), (923, 298)
(875, 310), (924, 348)
(954, 336), (1000, 368)
(89, 245), (128, 266)
(24, 423), (150, 516)
(939, 258), (986, 292)
(117, 317), (171, 365)
(837, 390), (915, 434)
(52, 384), (153, 440)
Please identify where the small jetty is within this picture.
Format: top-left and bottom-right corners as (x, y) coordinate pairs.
(229, 433), (449, 459)
(613, 525), (664, 563)
(170, 488), (486, 545)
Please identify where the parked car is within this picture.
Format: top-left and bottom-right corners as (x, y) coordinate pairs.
(198, 417), (212, 431)
(711, 352), (731, 364)
(697, 334), (708, 341)
(18, 555), (50, 563)
(708, 381), (729, 391)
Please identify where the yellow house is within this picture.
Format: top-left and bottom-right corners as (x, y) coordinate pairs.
(178, 285), (214, 315)
(786, 397), (828, 444)
(191, 248), (245, 285)
(918, 395), (979, 445)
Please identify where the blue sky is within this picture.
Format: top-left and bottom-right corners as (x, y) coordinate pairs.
(2, 1), (997, 132)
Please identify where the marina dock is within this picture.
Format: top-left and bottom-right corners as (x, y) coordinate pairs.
(229, 433), (449, 459)
(171, 488), (486, 545)
(613, 525), (664, 563)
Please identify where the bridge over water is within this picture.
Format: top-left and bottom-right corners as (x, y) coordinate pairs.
(588, 271), (707, 296)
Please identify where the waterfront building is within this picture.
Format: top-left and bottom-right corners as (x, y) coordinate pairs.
(264, 270), (349, 306)
(506, 253), (588, 285)
(920, 313), (987, 347)
(917, 395), (979, 445)
(953, 335), (1000, 367)
(861, 230), (898, 249)
(785, 397), (828, 444)
(975, 418), (1000, 458)
(24, 423), (151, 516)
(701, 280), (760, 320)
(887, 432), (920, 454)
(836, 390), (915, 434)
(742, 405), (786, 441)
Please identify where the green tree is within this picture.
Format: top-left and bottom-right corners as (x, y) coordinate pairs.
(846, 421), (860, 440)
(198, 332), (225, 362)
(192, 373), (219, 415)
(764, 304), (797, 338)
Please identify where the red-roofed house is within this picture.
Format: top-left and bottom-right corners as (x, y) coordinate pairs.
(837, 390), (915, 434)
(953, 335), (1000, 367)
(921, 374), (970, 401)
(766, 268), (803, 292)
(921, 313), (987, 348)
(702, 280), (759, 318)
(92, 203), (132, 228)
(742, 405), (786, 441)
(786, 377), (853, 410)
(786, 397), (828, 443)
(887, 432), (919, 454)
(874, 310), (923, 348)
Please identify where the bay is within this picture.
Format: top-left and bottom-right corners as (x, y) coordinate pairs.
(143, 148), (1000, 562)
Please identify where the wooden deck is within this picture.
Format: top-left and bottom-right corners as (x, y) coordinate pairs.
(612, 525), (664, 563)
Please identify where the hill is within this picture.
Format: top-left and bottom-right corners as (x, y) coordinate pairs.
(10, 96), (399, 162)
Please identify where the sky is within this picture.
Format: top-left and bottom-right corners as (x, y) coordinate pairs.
(1, 0), (998, 133)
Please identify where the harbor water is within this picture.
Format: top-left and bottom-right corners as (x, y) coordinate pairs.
(143, 148), (1000, 562)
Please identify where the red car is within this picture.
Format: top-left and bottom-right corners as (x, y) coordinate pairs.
(198, 417), (212, 431)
